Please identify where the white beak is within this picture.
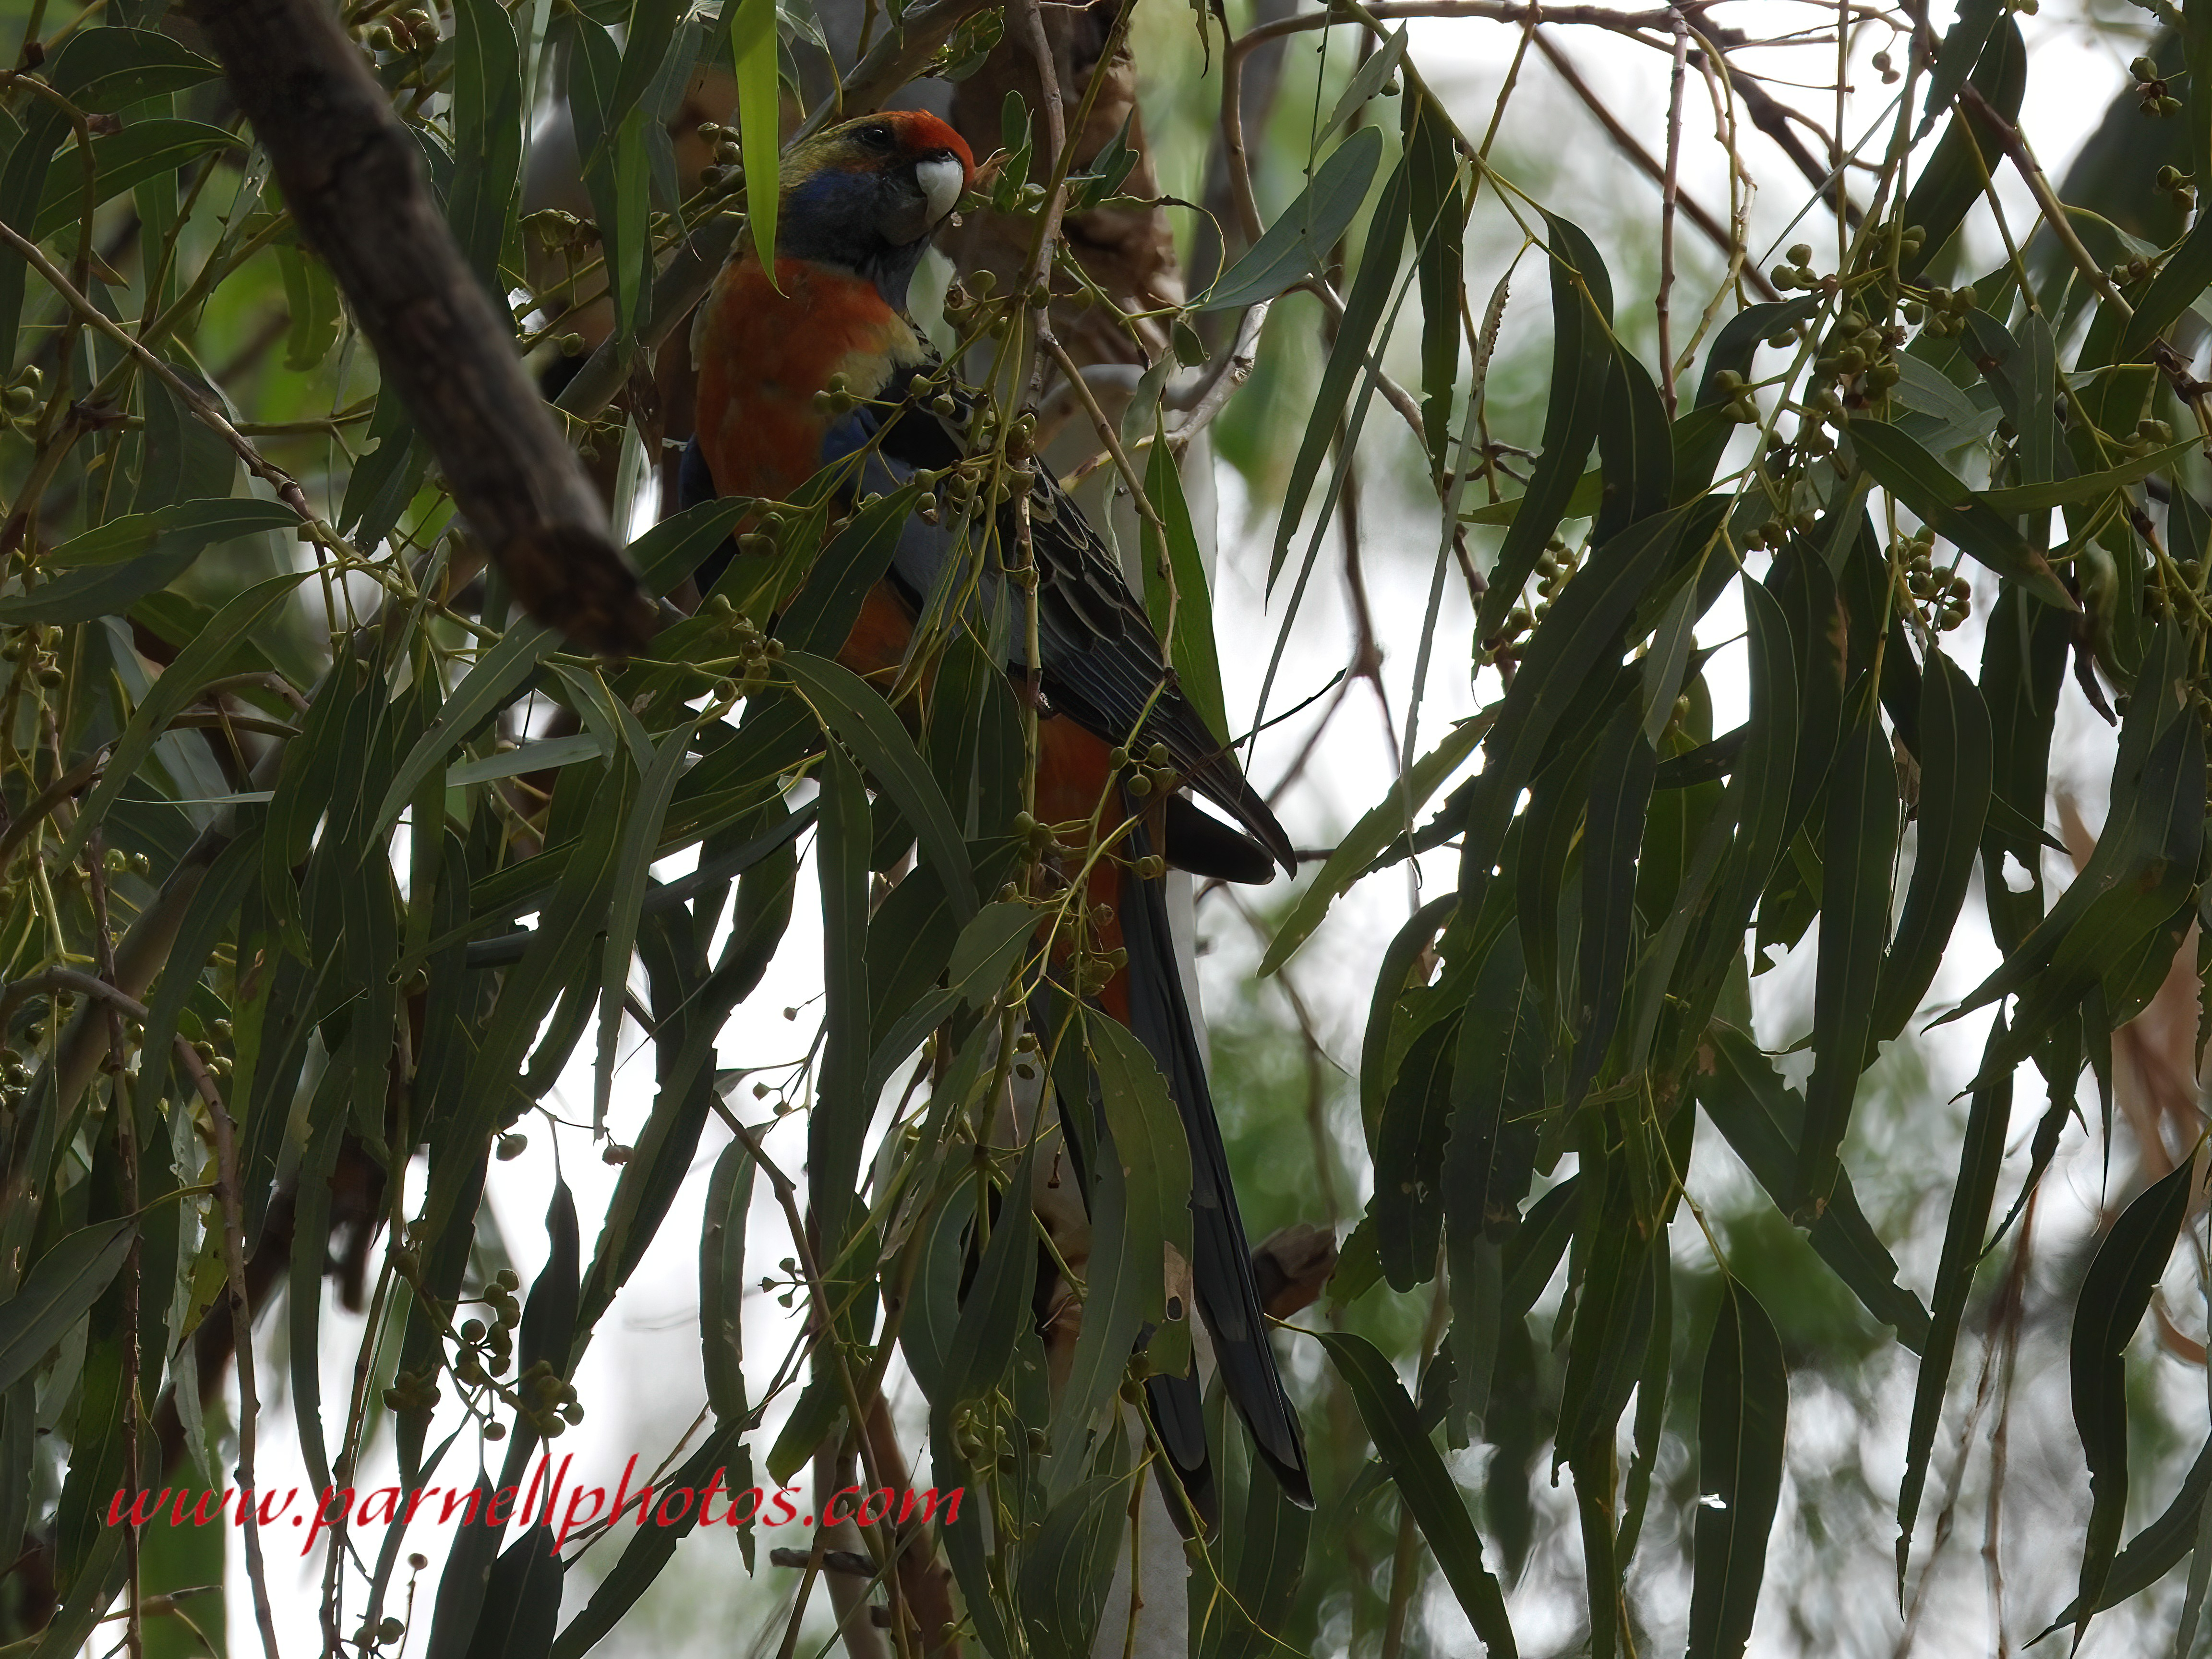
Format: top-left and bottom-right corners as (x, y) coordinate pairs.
(916, 156), (964, 228)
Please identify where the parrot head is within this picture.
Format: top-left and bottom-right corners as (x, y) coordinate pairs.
(774, 109), (975, 305)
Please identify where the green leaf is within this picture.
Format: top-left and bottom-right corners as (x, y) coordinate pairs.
(1976, 439), (2196, 514)
(1686, 1280), (1788, 1659)
(278, 244), (345, 370)
(33, 120), (239, 239)
(1460, 500), (1716, 891)
(518, 1180), (581, 1379)
(1962, 310), (2064, 487)
(2067, 1154), (2196, 1645)
(1404, 90), (1464, 480)
(549, 1424), (747, 1659)
(941, 1133), (1044, 1411)
(2035, 1438), (2212, 1636)
(1141, 417), (1229, 742)
(1442, 932), (1541, 1270)
(446, 733), (609, 786)
(730, 0), (781, 279)
(1458, 467), (1602, 528)
(1795, 695), (1897, 1215)
(1949, 625), (2203, 1048)
(0, 1219), (134, 1394)
(632, 494), (756, 594)
(448, 0), (526, 287)
(1018, 1466), (1134, 1659)
(1322, 24), (1410, 136)
(462, 1527), (563, 1659)
(49, 27), (220, 111)
(135, 360), (239, 514)
(783, 651), (977, 921)
(946, 899), (1037, 1006)
(1695, 1026), (1929, 1347)
(1570, 699), (1657, 1100)
(42, 498), (285, 567)
(1274, 140), (1407, 592)
(1261, 713), (1487, 975)
(808, 739), (872, 1259)
(1871, 650), (1989, 1048)
(1374, 1009), (1462, 1290)
(776, 488), (919, 654)
(613, 0), (686, 131)
(1359, 893), (1457, 1147)
(766, 1371), (845, 1487)
(1896, 1014), (2011, 1590)
(1198, 127), (1386, 312)
(1845, 418), (2074, 610)
(1476, 212), (1614, 639)
(64, 569), (311, 866)
(1052, 1015), (1193, 1489)
(1897, 18), (2026, 277)
(2120, 205), (2212, 362)
(1320, 1332), (1519, 1656)
(1917, 0), (2004, 135)
(593, 716), (700, 1130)
(374, 619), (558, 838)
(1594, 344), (1672, 543)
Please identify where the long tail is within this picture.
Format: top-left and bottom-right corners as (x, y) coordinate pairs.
(1112, 818), (1312, 1508)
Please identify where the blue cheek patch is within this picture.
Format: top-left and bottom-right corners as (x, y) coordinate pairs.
(788, 170), (875, 220)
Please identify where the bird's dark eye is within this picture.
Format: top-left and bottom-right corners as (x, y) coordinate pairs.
(857, 123), (895, 149)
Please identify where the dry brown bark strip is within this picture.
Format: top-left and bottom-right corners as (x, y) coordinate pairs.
(186, 0), (657, 653)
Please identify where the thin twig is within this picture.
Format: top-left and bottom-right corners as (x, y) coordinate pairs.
(721, 1116), (916, 1659)
(1534, 33), (1781, 301)
(84, 835), (142, 1659)
(177, 1039), (286, 1659)
(1959, 83), (2132, 319)
(0, 213), (351, 552)
(1168, 301), (1269, 457)
(1659, 5), (1690, 416)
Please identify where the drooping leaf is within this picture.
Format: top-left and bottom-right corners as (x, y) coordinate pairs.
(1262, 714), (1487, 975)
(1795, 694), (1898, 1215)
(1871, 650), (1990, 1048)
(808, 739), (873, 1261)
(1475, 212), (1615, 639)
(1141, 417), (1230, 742)
(728, 0), (781, 279)
(1846, 418), (2074, 610)
(1686, 1280), (1788, 1659)
(447, 0), (526, 288)
(783, 651), (977, 920)
(2067, 1154), (2196, 1644)
(0, 1220), (135, 1394)
(1896, 1015), (2012, 1590)
(1695, 1026), (1929, 1347)
(1269, 147), (1410, 587)
(1199, 127), (1386, 312)
(1321, 1332), (1519, 1656)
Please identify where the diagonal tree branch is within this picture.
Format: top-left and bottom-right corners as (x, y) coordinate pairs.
(187, 0), (657, 654)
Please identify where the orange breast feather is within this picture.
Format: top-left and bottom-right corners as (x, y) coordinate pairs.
(692, 257), (920, 504)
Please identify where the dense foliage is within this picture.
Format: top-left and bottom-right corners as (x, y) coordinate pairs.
(8, 0), (2212, 1657)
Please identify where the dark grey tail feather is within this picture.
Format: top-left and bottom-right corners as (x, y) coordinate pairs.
(1118, 818), (1313, 1508)
(1144, 1370), (1216, 1530)
(1162, 794), (1276, 885)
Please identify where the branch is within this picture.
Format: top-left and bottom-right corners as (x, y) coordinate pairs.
(189, 0), (656, 654)
(1959, 83), (2132, 318)
(1534, 33), (1781, 300)
(177, 1037), (286, 1659)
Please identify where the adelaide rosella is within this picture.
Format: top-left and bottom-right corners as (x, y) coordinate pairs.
(682, 108), (1312, 1509)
